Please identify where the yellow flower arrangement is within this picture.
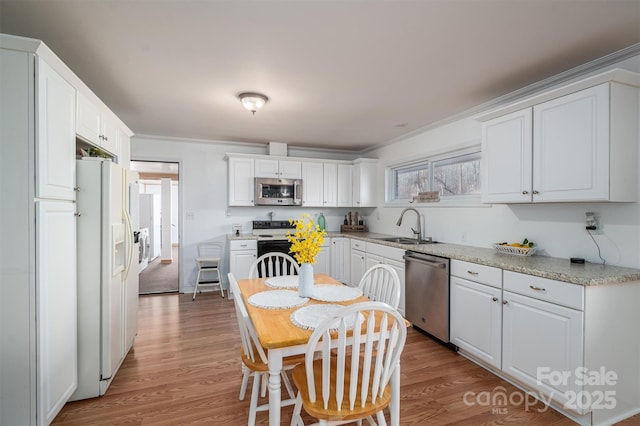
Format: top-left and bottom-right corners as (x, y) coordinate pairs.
(286, 214), (327, 264)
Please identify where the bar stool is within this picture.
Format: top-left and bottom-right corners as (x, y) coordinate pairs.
(193, 241), (224, 300)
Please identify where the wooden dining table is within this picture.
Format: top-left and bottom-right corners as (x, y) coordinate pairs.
(237, 273), (403, 426)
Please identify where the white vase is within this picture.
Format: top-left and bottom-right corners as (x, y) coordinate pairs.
(298, 263), (314, 297)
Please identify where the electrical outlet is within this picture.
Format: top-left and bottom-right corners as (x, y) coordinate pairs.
(585, 212), (602, 234)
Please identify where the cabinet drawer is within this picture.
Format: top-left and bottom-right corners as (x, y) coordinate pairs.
(350, 239), (366, 251)
(229, 239), (257, 251)
(451, 260), (502, 288)
(503, 271), (584, 310)
(365, 242), (404, 261)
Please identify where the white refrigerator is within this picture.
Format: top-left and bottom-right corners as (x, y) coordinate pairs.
(72, 158), (137, 400)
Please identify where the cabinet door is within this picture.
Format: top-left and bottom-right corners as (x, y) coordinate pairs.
(229, 249), (257, 281)
(330, 238), (346, 283)
(301, 162), (324, 207)
(323, 162), (338, 207)
(353, 161), (377, 207)
(36, 200), (77, 424)
(279, 160), (302, 179)
(118, 128), (131, 167)
(337, 164), (353, 207)
(385, 258), (406, 316)
(481, 108), (532, 203)
(76, 90), (101, 145)
(533, 84), (609, 202)
(450, 277), (502, 369)
(502, 291), (584, 412)
(255, 158), (279, 178)
(37, 57), (76, 201)
(365, 252), (383, 271)
(100, 115), (119, 156)
(350, 249), (366, 287)
(228, 157), (255, 206)
(314, 242), (331, 276)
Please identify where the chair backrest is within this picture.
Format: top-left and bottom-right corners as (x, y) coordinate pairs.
(304, 301), (407, 411)
(248, 252), (300, 278)
(357, 264), (401, 309)
(227, 273), (268, 365)
(198, 241), (223, 259)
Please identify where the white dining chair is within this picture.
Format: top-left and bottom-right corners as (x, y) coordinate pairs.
(227, 273), (303, 425)
(290, 301), (407, 426)
(248, 252), (300, 279)
(358, 264), (401, 309)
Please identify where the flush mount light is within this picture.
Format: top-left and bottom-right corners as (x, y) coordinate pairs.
(238, 92), (269, 115)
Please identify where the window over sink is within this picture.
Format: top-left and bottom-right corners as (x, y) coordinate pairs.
(385, 145), (481, 206)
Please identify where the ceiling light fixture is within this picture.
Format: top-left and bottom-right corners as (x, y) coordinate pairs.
(238, 92), (269, 115)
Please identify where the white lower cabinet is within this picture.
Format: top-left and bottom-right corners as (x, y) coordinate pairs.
(314, 240), (331, 275)
(349, 240), (366, 287)
(330, 237), (350, 284)
(384, 257), (406, 316)
(228, 240), (257, 286)
(502, 290), (584, 411)
(450, 276), (502, 369)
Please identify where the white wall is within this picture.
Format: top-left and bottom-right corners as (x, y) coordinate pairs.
(367, 55), (640, 268)
(131, 137), (361, 292)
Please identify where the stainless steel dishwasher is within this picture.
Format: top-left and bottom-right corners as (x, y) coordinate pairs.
(404, 251), (450, 342)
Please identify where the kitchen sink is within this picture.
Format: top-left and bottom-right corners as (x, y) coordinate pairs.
(374, 236), (437, 245)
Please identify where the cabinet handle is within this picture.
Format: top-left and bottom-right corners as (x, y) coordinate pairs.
(467, 270), (479, 276)
(532, 190), (539, 195)
(502, 300), (508, 305)
(74, 187), (80, 192)
(74, 212), (81, 217)
(492, 297), (498, 302)
(529, 285), (546, 291)
(522, 190), (529, 195)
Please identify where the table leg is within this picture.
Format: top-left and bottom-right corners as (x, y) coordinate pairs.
(268, 349), (283, 426)
(390, 361), (401, 426)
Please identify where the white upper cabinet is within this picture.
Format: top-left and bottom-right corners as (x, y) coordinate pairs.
(482, 82), (638, 203)
(255, 158), (301, 179)
(323, 162), (338, 207)
(76, 90), (119, 156)
(337, 163), (353, 207)
(481, 108), (532, 203)
(36, 57), (76, 201)
(353, 159), (377, 207)
(301, 161), (324, 207)
(228, 156), (255, 206)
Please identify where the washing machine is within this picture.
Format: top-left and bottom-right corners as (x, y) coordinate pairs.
(138, 227), (150, 272)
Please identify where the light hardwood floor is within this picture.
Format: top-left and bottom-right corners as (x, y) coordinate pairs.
(53, 293), (640, 425)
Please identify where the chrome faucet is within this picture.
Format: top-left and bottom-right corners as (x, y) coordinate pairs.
(396, 207), (422, 242)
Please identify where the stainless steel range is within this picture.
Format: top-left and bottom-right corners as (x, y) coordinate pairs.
(252, 220), (295, 256)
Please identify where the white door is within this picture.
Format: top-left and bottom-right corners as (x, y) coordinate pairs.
(481, 108), (533, 203)
(502, 291), (584, 411)
(36, 200), (77, 425)
(450, 277), (502, 369)
(314, 242), (331, 276)
(36, 57), (76, 201)
(76, 90), (101, 145)
(330, 238), (348, 283)
(301, 162), (324, 207)
(533, 84), (609, 202)
(254, 158), (279, 178)
(102, 162), (125, 380)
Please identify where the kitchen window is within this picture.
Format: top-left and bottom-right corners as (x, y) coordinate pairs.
(385, 146), (481, 205)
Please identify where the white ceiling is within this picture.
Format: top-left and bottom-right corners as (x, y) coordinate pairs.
(1, 1), (639, 152)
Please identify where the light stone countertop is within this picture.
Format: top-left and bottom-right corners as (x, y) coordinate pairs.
(228, 232), (640, 286)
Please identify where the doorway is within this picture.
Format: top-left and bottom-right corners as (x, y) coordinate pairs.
(131, 160), (180, 294)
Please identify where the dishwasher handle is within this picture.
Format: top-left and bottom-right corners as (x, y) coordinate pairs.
(404, 254), (447, 269)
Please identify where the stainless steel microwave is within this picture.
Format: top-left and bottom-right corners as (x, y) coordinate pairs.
(255, 178), (303, 206)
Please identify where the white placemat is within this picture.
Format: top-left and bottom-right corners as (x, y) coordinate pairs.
(248, 290), (308, 310)
(264, 275), (299, 289)
(311, 284), (363, 302)
(291, 304), (362, 331)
